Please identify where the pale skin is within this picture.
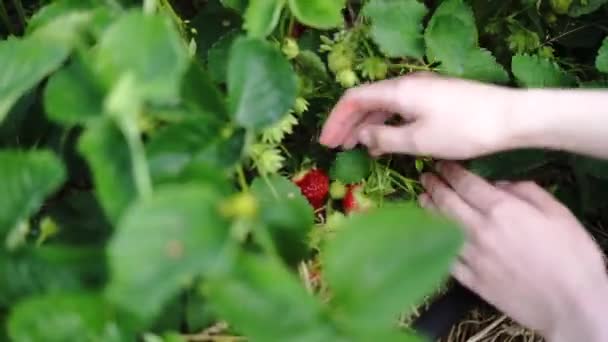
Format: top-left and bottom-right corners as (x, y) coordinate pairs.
(319, 72), (608, 341)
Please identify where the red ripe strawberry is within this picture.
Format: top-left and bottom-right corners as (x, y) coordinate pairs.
(343, 184), (374, 214)
(293, 168), (329, 210)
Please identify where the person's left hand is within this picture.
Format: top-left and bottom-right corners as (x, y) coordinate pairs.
(418, 162), (608, 342)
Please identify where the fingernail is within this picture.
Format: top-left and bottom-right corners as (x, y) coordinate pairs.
(435, 161), (444, 173)
(358, 129), (371, 146)
(420, 173), (430, 187)
(418, 193), (429, 207)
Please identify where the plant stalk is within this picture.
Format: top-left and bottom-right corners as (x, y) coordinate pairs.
(0, 0), (14, 35)
(389, 63), (432, 71)
(236, 165), (248, 191)
(11, 0), (26, 32)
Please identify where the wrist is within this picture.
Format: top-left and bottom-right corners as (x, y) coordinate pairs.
(501, 88), (557, 151)
(548, 275), (608, 342)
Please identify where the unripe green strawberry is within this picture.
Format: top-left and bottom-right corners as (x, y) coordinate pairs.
(539, 46), (555, 59)
(550, 0), (572, 14)
(336, 69), (358, 88)
(328, 44), (353, 73)
(324, 211), (346, 233)
(220, 192), (259, 219)
(297, 75), (315, 97)
(282, 37), (299, 60)
(359, 57), (389, 81)
(544, 12), (558, 24)
(329, 180), (347, 199)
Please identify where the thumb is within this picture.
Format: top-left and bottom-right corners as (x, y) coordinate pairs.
(358, 124), (424, 156)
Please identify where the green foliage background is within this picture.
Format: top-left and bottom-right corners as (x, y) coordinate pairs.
(1, 0), (608, 341)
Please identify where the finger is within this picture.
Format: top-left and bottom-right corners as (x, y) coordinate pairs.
(319, 78), (404, 148)
(458, 241), (484, 269)
(319, 72), (437, 148)
(496, 181), (566, 215)
(451, 260), (477, 291)
(343, 111), (391, 149)
(418, 193), (438, 212)
(421, 173), (484, 234)
(437, 162), (508, 213)
(358, 124), (424, 156)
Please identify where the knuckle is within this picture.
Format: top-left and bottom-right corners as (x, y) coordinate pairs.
(433, 191), (450, 208)
(486, 198), (510, 219)
(514, 181), (539, 192)
(408, 128), (424, 153)
(475, 229), (496, 250)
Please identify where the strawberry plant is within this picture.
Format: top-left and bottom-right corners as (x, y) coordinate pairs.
(2, 0), (608, 341)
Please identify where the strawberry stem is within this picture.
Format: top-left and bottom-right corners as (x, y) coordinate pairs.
(0, 1), (14, 35)
(11, 0), (26, 32)
(236, 165), (248, 191)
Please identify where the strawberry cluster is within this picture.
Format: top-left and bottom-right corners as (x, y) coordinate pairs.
(292, 168), (374, 215)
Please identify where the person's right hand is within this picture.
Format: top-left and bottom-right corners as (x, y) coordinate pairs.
(319, 72), (519, 159)
(419, 162), (608, 342)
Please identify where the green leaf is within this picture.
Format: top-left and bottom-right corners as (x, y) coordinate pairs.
(362, 0), (428, 59)
(425, 14), (475, 71)
(192, 128), (246, 170)
(573, 155), (608, 180)
(228, 37), (297, 129)
(579, 79), (608, 88)
(287, 0), (345, 29)
(596, 37), (608, 73)
(251, 175), (314, 264)
(94, 10), (189, 104)
(205, 253), (337, 341)
(221, 0), (249, 13)
(146, 118), (224, 182)
(512, 54), (576, 87)
(207, 30), (240, 84)
(295, 50), (329, 80)
(424, 0), (506, 81)
(468, 149), (548, 179)
(191, 1), (243, 61)
(8, 293), (124, 342)
(426, 0), (478, 48)
(425, 0), (506, 83)
(28, 8), (98, 46)
(44, 56), (104, 126)
(78, 119), (137, 224)
(323, 203), (462, 333)
(26, 2), (83, 34)
(460, 48), (509, 83)
(181, 62), (228, 119)
(330, 150), (372, 184)
(244, 0), (285, 38)
(568, 0), (607, 16)
(45, 190), (112, 244)
(0, 37), (70, 123)
(107, 185), (230, 322)
(0, 150), (65, 235)
(0, 247), (104, 306)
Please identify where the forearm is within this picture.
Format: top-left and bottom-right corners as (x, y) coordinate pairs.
(507, 88), (608, 159)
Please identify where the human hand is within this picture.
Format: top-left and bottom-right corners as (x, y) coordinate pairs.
(418, 162), (608, 342)
(319, 72), (519, 159)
